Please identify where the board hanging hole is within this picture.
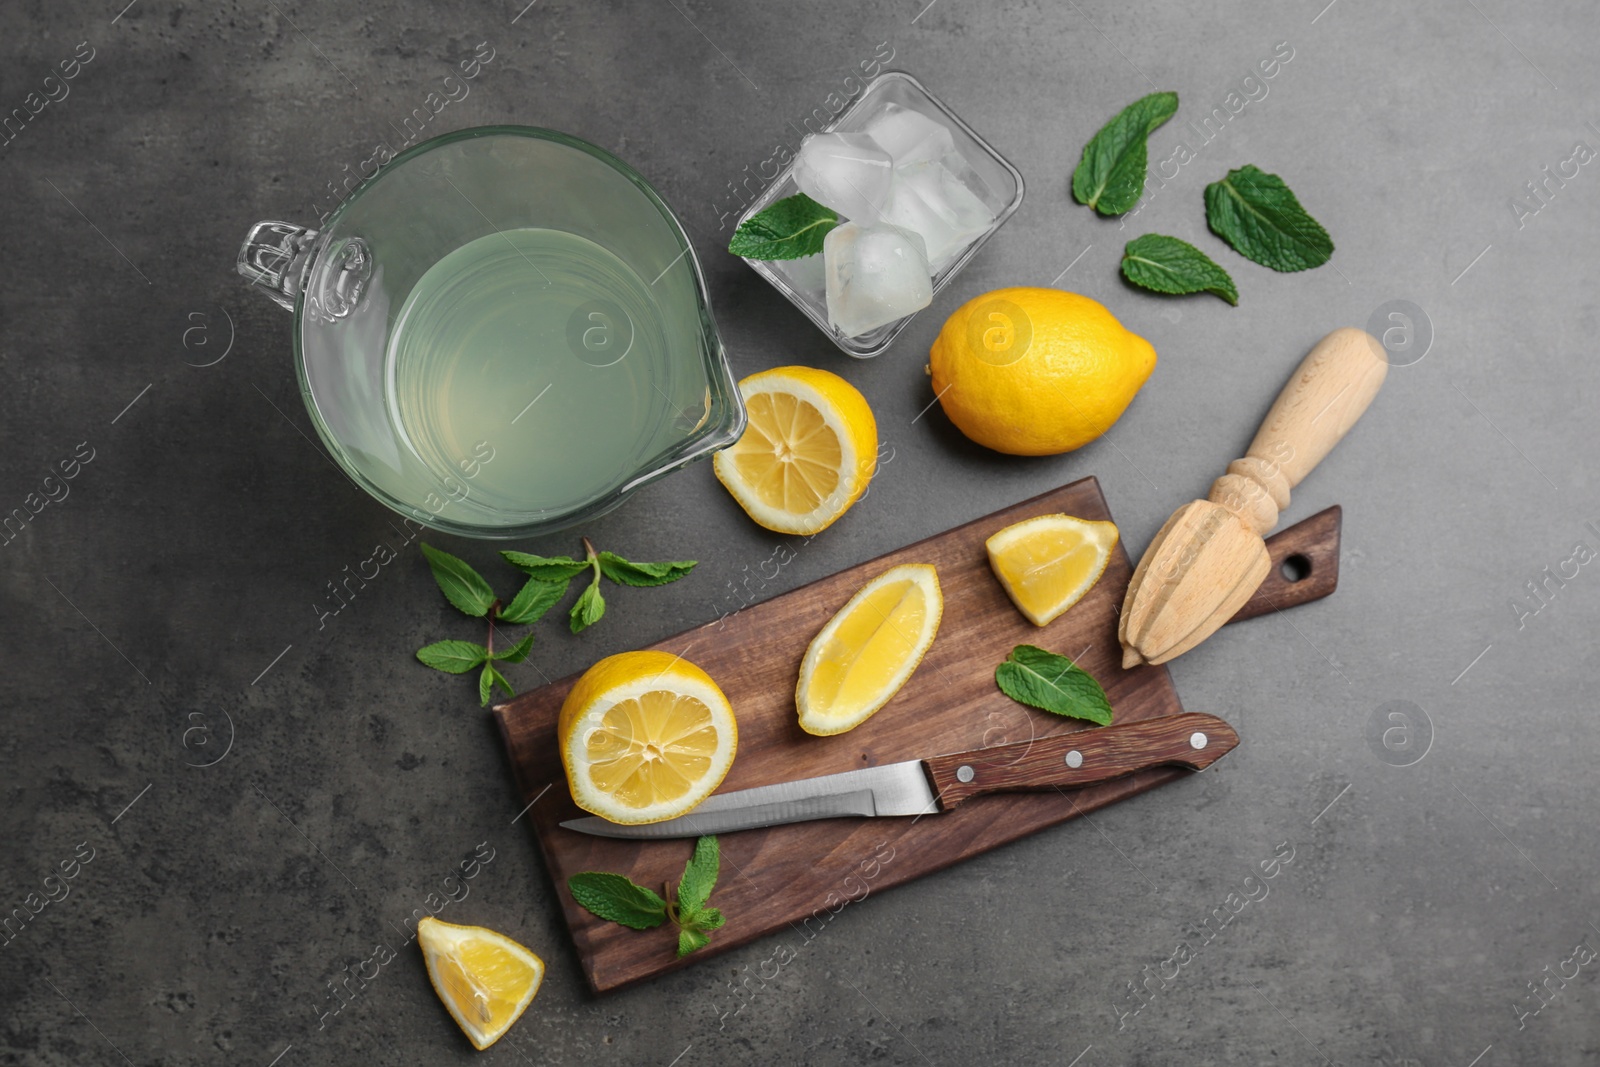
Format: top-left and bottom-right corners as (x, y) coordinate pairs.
(1280, 553), (1312, 583)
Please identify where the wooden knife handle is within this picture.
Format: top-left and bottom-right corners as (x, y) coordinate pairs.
(1208, 327), (1387, 535)
(923, 712), (1238, 809)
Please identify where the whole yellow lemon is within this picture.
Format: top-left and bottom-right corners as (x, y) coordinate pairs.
(929, 287), (1157, 455)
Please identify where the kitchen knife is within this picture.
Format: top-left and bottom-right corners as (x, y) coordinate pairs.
(561, 711), (1237, 839)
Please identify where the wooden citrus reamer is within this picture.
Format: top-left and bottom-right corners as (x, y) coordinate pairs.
(1120, 327), (1388, 667)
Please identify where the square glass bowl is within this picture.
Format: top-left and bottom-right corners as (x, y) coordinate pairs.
(736, 70), (1026, 358)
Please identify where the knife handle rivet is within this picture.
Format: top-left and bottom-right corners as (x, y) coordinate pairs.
(1190, 731), (1208, 750)
(1064, 750), (1083, 769)
(956, 765), (975, 783)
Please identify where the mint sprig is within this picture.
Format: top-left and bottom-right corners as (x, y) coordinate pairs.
(412, 633), (525, 707)
(1071, 91), (1179, 215)
(1121, 234), (1239, 305)
(417, 543), (538, 706)
(567, 836), (725, 957)
(1204, 164), (1333, 272)
(504, 538), (696, 634)
(995, 644), (1114, 726)
(416, 540), (698, 704)
(728, 193), (839, 260)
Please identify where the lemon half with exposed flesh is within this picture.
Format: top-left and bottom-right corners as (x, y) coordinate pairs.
(558, 651), (738, 825)
(714, 365), (877, 535)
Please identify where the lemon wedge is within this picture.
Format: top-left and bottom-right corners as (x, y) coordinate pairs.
(713, 365), (877, 535)
(796, 563), (943, 736)
(559, 650), (738, 825)
(417, 916), (544, 1051)
(986, 514), (1118, 626)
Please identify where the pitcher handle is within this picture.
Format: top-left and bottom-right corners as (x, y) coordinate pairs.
(237, 220), (320, 311)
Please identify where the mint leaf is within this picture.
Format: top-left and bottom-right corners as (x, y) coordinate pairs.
(568, 872), (669, 930)
(573, 839), (726, 958)
(677, 836), (719, 915)
(570, 580), (605, 633)
(1072, 91), (1179, 215)
(497, 576), (567, 624)
(1121, 234), (1238, 305)
(598, 552), (698, 588)
(494, 632), (535, 664)
(501, 550), (589, 582)
(995, 645), (1113, 726)
(676, 926), (712, 957)
(416, 640), (490, 675)
(420, 543), (497, 617)
(1204, 165), (1333, 272)
(729, 193), (839, 260)
(479, 663), (513, 706)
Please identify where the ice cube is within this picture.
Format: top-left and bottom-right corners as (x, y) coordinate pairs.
(879, 162), (997, 271)
(823, 222), (933, 338)
(861, 103), (957, 170)
(793, 132), (894, 223)
(863, 102), (1003, 214)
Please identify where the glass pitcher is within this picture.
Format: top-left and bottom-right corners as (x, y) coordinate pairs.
(237, 125), (745, 539)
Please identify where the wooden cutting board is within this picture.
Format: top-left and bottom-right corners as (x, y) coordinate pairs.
(493, 477), (1341, 993)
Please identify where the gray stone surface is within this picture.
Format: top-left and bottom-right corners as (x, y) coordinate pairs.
(3, 0), (1598, 1063)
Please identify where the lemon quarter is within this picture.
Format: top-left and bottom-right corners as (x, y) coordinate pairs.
(417, 916), (544, 1051)
(986, 514), (1118, 626)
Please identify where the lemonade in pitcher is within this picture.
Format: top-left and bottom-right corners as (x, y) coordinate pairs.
(238, 127), (743, 538)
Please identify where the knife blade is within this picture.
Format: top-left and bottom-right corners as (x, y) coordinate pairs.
(561, 711), (1237, 840)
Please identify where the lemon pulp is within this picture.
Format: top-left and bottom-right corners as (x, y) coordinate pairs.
(986, 514), (1118, 626)
(807, 580), (930, 711)
(584, 690), (720, 808)
(732, 390), (844, 513)
(417, 917), (544, 1051)
(796, 564), (943, 736)
(713, 366), (877, 535)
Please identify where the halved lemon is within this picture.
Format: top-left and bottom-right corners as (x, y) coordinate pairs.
(796, 563), (943, 736)
(417, 916), (544, 1051)
(985, 514), (1118, 627)
(558, 650), (738, 824)
(713, 365), (877, 535)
